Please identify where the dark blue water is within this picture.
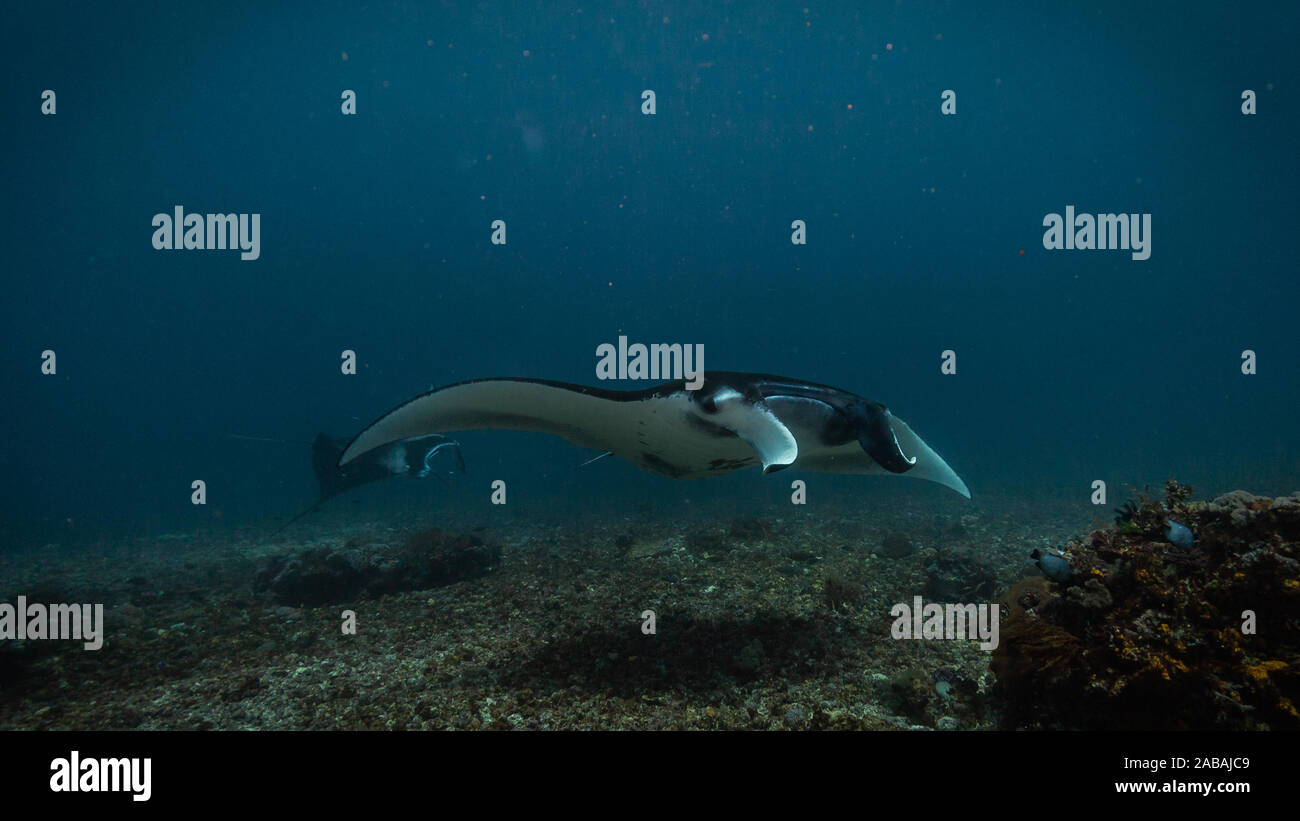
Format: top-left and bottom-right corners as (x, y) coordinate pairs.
(2, 1), (1296, 543)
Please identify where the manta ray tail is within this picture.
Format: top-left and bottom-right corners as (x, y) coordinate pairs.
(268, 500), (325, 538)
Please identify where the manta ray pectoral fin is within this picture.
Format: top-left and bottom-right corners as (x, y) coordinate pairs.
(339, 379), (621, 467)
(703, 387), (798, 473)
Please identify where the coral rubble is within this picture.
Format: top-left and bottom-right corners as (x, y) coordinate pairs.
(254, 528), (500, 606)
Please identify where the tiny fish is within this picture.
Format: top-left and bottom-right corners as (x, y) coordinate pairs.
(1166, 520), (1194, 549)
(1030, 548), (1071, 582)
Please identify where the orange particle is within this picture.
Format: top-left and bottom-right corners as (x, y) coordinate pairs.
(1018, 249), (1025, 256)
(885, 43), (893, 50)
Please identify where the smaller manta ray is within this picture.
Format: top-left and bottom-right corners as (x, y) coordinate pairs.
(272, 432), (466, 534)
(339, 373), (970, 498)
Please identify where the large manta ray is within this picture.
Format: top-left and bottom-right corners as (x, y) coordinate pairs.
(339, 372), (970, 498)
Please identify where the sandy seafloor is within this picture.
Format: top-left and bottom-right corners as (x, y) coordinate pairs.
(0, 488), (1110, 730)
